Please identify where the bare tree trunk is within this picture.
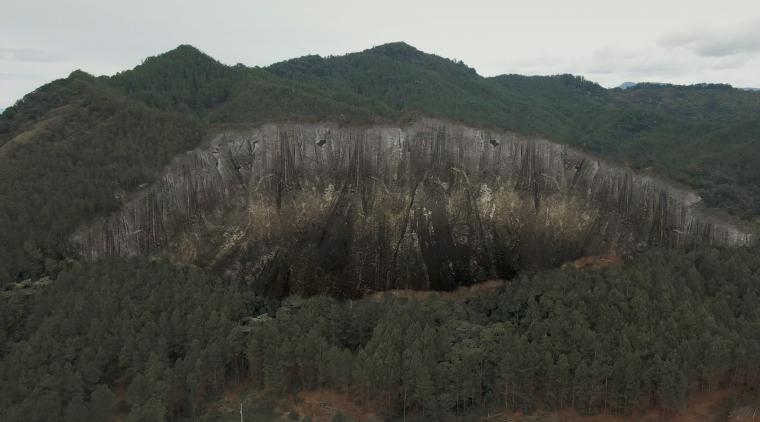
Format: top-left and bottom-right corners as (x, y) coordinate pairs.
(504, 381), (509, 409)
(403, 386), (407, 421)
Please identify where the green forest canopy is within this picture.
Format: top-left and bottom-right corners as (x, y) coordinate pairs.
(1, 247), (759, 420)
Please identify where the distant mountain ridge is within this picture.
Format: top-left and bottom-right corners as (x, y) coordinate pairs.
(617, 81), (637, 89)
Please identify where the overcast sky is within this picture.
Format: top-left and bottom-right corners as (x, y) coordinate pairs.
(2, 0), (760, 109)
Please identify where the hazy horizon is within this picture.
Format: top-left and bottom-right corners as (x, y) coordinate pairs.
(2, 0), (760, 109)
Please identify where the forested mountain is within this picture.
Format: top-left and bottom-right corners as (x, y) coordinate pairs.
(1, 43), (759, 421)
(0, 46), (382, 284)
(2, 43), (759, 284)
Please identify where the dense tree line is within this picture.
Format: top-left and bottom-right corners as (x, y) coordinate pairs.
(1, 246), (758, 421)
(0, 258), (263, 421)
(243, 246), (760, 420)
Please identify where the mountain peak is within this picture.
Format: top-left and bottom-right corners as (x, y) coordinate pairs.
(108, 44), (235, 112)
(150, 44), (214, 62)
(364, 41), (423, 58)
(115, 44), (227, 79)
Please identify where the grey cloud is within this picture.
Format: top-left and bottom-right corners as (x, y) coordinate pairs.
(660, 20), (760, 57)
(703, 55), (749, 70)
(586, 62), (684, 78)
(583, 47), (686, 76)
(696, 37), (760, 57)
(0, 48), (65, 62)
(0, 72), (42, 80)
(659, 33), (693, 48)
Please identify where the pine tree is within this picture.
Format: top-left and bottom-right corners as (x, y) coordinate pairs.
(90, 384), (116, 421)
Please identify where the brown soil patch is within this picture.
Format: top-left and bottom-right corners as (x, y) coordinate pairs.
(222, 378), (256, 402)
(730, 404), (760, 421)
(368, 279), (506, 301)
(565, 254), (624, 270)
(367, 255), (624, 303)
(489, 388), (736, 422)
(112, 382), (129, 422)
(209, 384), (746, 421)
(293, 389), (381, 422)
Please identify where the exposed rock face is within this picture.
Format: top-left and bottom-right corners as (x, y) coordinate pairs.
(71, 119), (753, 297)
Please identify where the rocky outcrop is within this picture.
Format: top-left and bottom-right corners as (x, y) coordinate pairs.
(71, 119), (753, 297)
